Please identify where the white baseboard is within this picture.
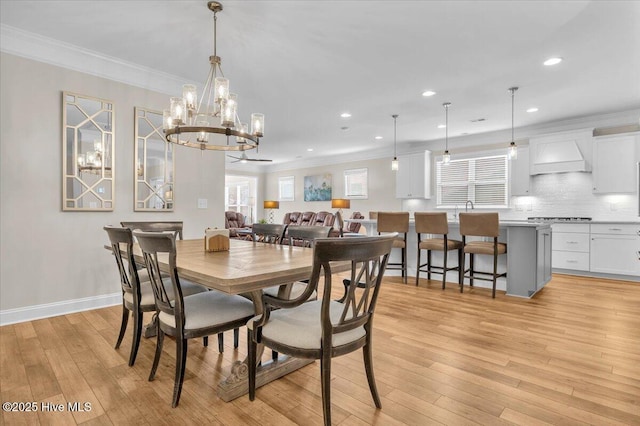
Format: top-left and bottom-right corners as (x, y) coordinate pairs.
(0, 292), (122, 326)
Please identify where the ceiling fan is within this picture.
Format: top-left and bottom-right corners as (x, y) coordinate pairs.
(227, 152), (273, 164)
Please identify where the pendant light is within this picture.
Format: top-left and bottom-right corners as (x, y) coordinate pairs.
(508, 87), (518, 160)
(391, 114), (399, 171)
(442, 102), (451, 164)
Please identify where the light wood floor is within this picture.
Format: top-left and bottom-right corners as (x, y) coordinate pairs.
(2, 274), (639, 425)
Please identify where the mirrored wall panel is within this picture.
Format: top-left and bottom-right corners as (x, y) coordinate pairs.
(134, 107), (175, 211)
(63, 92), (115, 211)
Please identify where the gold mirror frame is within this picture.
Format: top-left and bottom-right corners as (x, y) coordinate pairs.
(134, 107), (175, 211)
(62, 92), (115, 211)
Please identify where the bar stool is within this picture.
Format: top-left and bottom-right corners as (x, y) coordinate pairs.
(459, 212), (507, 298)
(415, 212), (464, 291)
(377, 212), (409, 283)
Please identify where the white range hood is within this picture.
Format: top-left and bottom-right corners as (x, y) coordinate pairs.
(529, 129), (593, 175)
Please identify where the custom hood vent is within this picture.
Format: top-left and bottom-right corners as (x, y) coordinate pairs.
(529, 130), (593, 175)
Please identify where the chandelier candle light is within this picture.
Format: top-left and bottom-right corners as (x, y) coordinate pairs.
(442, 102), (451, 164)
(391, 114), (399, 171)
(163, 1), (264, 151)
(508, 87), (518, 160)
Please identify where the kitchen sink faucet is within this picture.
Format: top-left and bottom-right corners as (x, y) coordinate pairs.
(465, 200), (475, 212)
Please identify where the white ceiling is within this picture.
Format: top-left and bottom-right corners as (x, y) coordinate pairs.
(2, 1), (639, 168)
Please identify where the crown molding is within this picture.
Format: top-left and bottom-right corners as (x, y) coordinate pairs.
(0, 24), (187, 95)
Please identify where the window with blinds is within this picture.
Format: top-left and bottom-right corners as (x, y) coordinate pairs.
(436, 155), (508, 208)
(344, 168), (368, 199)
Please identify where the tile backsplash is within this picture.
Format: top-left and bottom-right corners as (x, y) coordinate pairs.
(404, 172), (639, 221)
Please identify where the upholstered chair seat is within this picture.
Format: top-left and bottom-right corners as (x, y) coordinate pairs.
(419, 238), (464, 251)
(158, 291), (254, 331)
(124, 278), (208, 309)
(464, 240), (507, 255)
(247, 300), (364, 350)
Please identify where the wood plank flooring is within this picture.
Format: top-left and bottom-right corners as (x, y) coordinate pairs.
(2, 274), (639, 425)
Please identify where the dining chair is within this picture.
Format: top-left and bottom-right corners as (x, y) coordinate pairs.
(122, 220), (239, 352)
(459, 212), (507, 298)
(134, 231), (255, 407)
(104, 226), (208, 366)
(377, 212), (410, 283)
(247, 234), (396, 426)
(251, 223), (287, 244)
(415, 212), (464, 291)
(120, 221), (184, 239)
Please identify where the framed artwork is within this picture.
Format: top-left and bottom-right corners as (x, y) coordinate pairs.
(304, 174), (332, 201)
(279, 176), (295, 201)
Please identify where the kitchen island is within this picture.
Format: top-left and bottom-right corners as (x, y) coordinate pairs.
(346, 218), (552, 298)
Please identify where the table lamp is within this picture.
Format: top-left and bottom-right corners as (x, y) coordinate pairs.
(263, 200), (279, 224)
(331, 198), (350, 214)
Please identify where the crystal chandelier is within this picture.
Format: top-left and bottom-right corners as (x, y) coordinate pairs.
(163, 1), (264, 151)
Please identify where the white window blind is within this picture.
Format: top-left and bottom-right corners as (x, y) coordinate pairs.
(278, 176), (295, 201)
(436, 155), (508, 208)
(344, 168), (368, 199)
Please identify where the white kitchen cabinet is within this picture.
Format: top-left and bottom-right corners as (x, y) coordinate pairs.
(592, 133), (639, 193)
(506, 224), (552, 297)
(590, 224), (640, 276)
(510, 146), (530, 196)
(395, 151), (431, 199)
(551, 223), (590, 271)
(536, 227), (552, 290)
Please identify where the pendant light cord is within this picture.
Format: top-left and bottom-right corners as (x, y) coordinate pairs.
(392, 114), (398, 157)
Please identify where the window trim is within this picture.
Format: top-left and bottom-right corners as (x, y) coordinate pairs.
(436, 153), (509, 209)
(278, 176), (295, 202)
(344, 168), (368, 199)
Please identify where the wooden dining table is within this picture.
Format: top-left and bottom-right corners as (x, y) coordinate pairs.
(122, 237), (348, 402)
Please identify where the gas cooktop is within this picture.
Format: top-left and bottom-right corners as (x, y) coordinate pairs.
(528, 217), (593, 222)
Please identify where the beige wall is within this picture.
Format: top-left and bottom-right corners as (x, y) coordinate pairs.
(0, 53), (226, 318)
(264, 158), (402, 223)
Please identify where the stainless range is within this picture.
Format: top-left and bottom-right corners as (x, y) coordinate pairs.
(527, 217), (593, 222)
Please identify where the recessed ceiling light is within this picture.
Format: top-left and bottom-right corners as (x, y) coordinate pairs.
(422, 90), (436, 97)
(341, 126), (349, 130)
(374, 136), (383, 140)
(307, 148), (314, 152)
(437, 124), (446, 129)
(543, 57), (563, 66)
(527, 107), (539, 113)
(340, 112), (352, 118)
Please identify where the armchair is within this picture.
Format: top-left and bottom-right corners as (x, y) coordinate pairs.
(225, 211), (250, 238)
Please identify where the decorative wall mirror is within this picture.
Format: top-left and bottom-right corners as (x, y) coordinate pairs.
(62, 92), (115, 211)
(134, 107), (175, 211)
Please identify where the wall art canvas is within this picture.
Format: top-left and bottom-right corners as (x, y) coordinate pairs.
(304, 174), (332, 201)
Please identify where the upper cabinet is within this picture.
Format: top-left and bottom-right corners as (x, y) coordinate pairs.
(510, 145), (530, 196)
(592, 133), (639, 193)
(529, 129), (593, 175)
(395, 151), (431, 199)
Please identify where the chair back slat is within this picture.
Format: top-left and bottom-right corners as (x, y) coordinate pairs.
(121, 221), (184, 240)
(308, 235), (395, 338)
(251, 223), (287, 244)
(287, 226), (331, 247)
(104, 226), (141, 296)
(134, 231), (184, 326)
